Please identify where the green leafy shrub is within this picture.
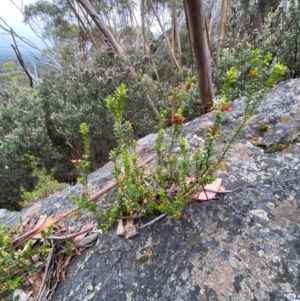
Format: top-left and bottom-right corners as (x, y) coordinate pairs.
(213, 0), (300, 97)
(20, 155), (67, 207)
(71, 123), (97, 213)
(76, 50), (286, 231)
(38, 52), (201, 173)
(0, 84), (61, 210)
(38, 53), (159, 170)
(0, 225), (52, 297)
(0, 50), (201, 210)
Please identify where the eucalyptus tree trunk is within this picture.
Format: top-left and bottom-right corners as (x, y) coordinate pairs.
(67, 0), (104, 49)
(208, 0), (216, 42)
(76, 0), (124, 56)
(141, 0), (147, 54)
(172, 0), (182, 68)
(218, 0), (228, 55)
(184, 0), (214, 113)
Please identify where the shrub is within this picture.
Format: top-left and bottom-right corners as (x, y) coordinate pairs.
(213, 0), (300, 97)
(0, 83), (61, 210)
(20, 155), (66, 207)
(76, 50), (286, 231)
(0, 50), (201, 210)
(38, 52), (201, 173)
(0, 225), (52, 297)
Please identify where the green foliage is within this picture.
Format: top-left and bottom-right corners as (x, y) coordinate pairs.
(73, 50), (285, 231)
(215, 50), (286, 165)
(24, 0), (74, 43)
(38, 54), (157, 169)
(91, 77), (219, 229)
(76, 82), (202, 230)
(0, 72), (28, 89)
(0, 83), (61, 210)
(265, 144), (289, 153)
(0, 225), (51, 297)
(37, 51), (199, 176)
(244, 50), (286, 115)
(0, 49), (200, 210)
(257, 123), (269, 132)
(1, 61), (18, 73)
(0, 62), (28, 88)
(72, 123), (97, 213)
(136, 253), (150, 265)
(213, 0), (299, 97)
(20, 155), (65, 207)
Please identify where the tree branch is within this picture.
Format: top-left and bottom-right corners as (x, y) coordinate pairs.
(0, 17), (61, 70)
(10, 29), (33, 88)
(76, 0), (124, 56)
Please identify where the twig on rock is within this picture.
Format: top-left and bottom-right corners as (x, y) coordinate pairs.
(90, 154), (156, 201)
(140, 214), (167, 229)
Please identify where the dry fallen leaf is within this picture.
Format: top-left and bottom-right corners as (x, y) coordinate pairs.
(125, 220), (139, 239)
(74, 231), (100, 248)
(196, 178), (222, 200)
(73, 222), (94, 244)
(27, 210), (73, 241)
(116, 219), (126, 236)
(60, 255), (72, 281)
(219, 186), (225, 192)
(31, 254), (40, 263)
(54, 221), (67, 234)
(20, 216), (30, 233)
(29, 271), (43, 295)
(22, 277), (31, 288)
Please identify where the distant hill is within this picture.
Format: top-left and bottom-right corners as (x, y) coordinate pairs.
(0, 48), (45, 75)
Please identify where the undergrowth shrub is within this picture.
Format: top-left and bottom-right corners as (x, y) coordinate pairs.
(213, 0), (300, 97)
(0, 51), (201, 210)
(0, 84), (61, 210)
(76, 50), (286, 231)
(0, 224), (52, 297)
(38, 52), (202, 174)
(20, 155), (67, 207)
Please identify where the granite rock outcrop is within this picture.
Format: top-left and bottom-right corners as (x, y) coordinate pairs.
(2, 79), (300, 301)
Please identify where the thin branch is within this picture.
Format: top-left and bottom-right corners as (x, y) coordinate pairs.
(140, 214), (166, 228)
(198, 188), (233, 194)
(11, 29), (33, 88)
(39, 225), (94, 241)
(183, 0), (193, 72)
(218, 0), (228, 55)
(148, 0), (181, 70)
(90, 154), (156, 201)
(35, 240), (54, 301)
(208, 0), (215, 43)
(146, 93), (160, 120)
(8, 1), (60, 62)
(0, 17), (61, 69)
(67, 0), (103, 48)
(76, 0), (124, 56)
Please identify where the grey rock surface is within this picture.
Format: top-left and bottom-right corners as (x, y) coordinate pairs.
(0, 209), (18, 225)
(2, 79), (300, 300)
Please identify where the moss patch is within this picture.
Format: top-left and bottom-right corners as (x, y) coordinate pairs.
(257, 123), (270, 132)
(265, 144), (289, 153)
(136, 253), (150, 265)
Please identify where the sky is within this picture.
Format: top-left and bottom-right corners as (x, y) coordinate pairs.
(0, 0), (42, 53)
